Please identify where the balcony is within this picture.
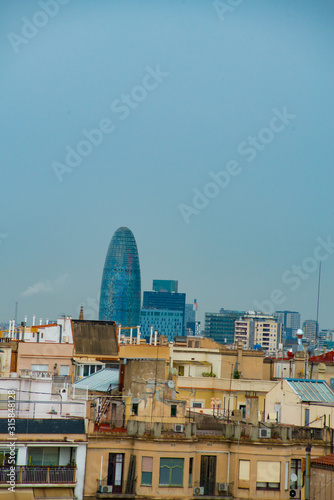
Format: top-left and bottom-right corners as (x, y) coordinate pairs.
(0, 466), (76, 485)
(20, 369), (53, 379)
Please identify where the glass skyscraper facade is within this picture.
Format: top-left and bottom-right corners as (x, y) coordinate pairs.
(140, 308), (183, 342)
(274, 310), (301, 341)
(99, 227), (141, 327)
(204, 310), (245, 345)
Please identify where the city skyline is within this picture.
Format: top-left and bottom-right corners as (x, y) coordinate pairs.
(1, 1), (334, 330)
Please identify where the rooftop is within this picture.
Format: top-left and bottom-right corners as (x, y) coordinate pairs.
(74, 368), (119, 392)
(286, 378), (334, 404)
(311, 454), (334, 469)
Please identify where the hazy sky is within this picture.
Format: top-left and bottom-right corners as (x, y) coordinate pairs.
(1, 0), (334, 330)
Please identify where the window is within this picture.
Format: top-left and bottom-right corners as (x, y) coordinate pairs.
(290, 459), (301, 490)
(59, 365), (69, 376)
(171, 405), (177, 417)
(192, 402), (203, 408)
(189, 457), (193, 486)
(83, 365), (89, 377)
(285, 461), (289, 490)
(132, 403), (139, 416)
(305, 408), (310, 426)
(256, 461), (280, 490)
(141, 457), (153, 486)
(159, 458), (184, 487)
(178, 366), (184, 376)
(28, 447), (59, 466)
(0, 449), (17, 466)
(239, 460), (250, 481)
(31, 364), (48, 372)
(239, 405), (246, 419)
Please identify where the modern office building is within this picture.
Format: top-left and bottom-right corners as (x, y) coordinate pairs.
(140, 308), (183, 342)
(185, 302), (197, 335)
(99, 227), (141, 327)
(302, 319), (318, 345)
(143, 281), (186, 333)
(204, 309), (245, 345)
(274, 311), (300, 341)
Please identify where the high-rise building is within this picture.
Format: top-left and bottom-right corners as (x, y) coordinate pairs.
(251, 314), (279, 353)
(140, 309), (183, 342)
(274, 311), (300, 341)
(99, 227), (141, 327)
(302, 320), (318, 345)
(185, 303), (196, 335)
(206, 310), (280, 351)
(142, 281), (186, 333)
(204, 309), (245, 345)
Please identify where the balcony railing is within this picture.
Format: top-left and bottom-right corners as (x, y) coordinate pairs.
(20, 369), (53, 379)
(0, 466), (76, 484)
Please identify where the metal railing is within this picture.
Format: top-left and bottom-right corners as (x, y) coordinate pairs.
(0, 466), (76, 484)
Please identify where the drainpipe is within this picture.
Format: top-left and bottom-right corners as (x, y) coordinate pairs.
(305, 444), (311, 500)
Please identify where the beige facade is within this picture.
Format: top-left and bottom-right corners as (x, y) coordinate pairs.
(84, 422), (329, 500)
(119, 343), (170, 362)
(17, 341), (75, 378)
(265, 379), (334, 428)
(220, 346), (266, 380)
(178, 375), (276, 420)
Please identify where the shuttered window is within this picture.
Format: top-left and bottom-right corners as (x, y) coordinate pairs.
(141, 456), (153, 486)
(256, 461), (280, 490)
(239, 460), (250, 481)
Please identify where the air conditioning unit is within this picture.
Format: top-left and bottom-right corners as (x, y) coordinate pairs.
(194, 486), (205, 496)
(218, 482), (229, 493)
(290, 489), (301, 498)
(174, 424), (184, 433)
(101, 485), (113, 493)
(258, 428), (271, 438)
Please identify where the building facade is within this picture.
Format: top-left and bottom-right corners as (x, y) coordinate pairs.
(99, 227), (141, 327)
(204, 310), (245, 345)
(143, 281), (186, 334)
(140, 308), (183, 342)
(184, 303), (196, 335)
(274, 310), (301, 341)
(303, 319), (318, 345)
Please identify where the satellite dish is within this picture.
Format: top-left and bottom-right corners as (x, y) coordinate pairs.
(290, 473), (298, 482)
(167, 380), (175, 389)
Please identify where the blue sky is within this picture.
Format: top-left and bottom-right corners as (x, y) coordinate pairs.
(1, 0), (334, 330)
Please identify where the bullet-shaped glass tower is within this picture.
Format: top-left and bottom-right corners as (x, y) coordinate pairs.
(99, 227), (141, 326)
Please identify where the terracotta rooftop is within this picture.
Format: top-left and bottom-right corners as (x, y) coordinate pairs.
(311, 454), (334, 468)
(309, 351), (334, 363)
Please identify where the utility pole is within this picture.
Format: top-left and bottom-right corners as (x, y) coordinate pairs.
(305, 443), (311, 500)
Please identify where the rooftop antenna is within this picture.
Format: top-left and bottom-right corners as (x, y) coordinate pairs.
(315, 262), (321, 347)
